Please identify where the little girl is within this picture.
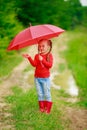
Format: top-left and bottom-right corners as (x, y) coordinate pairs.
(23, 39), (53, 114)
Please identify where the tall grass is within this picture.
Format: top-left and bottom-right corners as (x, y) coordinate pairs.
(64, 28), (87, 108)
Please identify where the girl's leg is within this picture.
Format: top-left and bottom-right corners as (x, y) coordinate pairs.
(34, 78), (45, 112)
(43, 78), (52, 101)
(34, 78), (44, 101)
(43, 78), (53, 114)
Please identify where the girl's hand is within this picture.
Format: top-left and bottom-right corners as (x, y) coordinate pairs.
(39, 55), (43, 61)
(22, 54), (30, 58)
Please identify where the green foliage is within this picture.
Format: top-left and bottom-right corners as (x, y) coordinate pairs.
(0, 0), (24, 77)
(0, 0), (23, 38)
(0, 0), (23, 55)
(14, 0), (87, 29)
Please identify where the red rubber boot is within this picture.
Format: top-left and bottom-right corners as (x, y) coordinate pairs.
(45, 101), (53, 114)
(38, 101), (45, 112)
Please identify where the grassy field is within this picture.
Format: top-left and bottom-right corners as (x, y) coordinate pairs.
(64, 27), (87, 108)
(6, 86), (72, 130)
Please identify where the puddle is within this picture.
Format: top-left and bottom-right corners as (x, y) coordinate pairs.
(66, 75), (79, 96)
(52, 69), (79, 97)
(51, 72), (61, 89)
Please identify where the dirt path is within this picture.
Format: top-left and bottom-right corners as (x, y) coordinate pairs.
(0, 47), (35, 130)
(65, 107), (87, 130)
(0, 35), (87, 130)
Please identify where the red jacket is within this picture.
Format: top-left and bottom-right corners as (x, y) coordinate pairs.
(28, 53), (53, 78)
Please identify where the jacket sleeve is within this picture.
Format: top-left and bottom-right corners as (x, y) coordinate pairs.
(28, 55), (37, 67)
(42, 54), (53, 68)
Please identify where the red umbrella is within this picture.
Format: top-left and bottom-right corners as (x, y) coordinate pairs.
(7, 24), (65, 50)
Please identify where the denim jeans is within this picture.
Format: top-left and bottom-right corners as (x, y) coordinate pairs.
(34, 77), (52, 101)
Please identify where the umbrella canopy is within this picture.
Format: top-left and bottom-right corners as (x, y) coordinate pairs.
(7, 24), (65, 50)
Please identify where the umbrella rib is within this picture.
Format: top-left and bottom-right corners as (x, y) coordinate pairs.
(43, 24), (64, 34)
(43, 24), (55, 33)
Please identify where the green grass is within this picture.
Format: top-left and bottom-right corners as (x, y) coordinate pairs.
(0, 51), (23, 78)
(64, 28), (87, 108)
(6, 86), (72, 130)
(58, 63), (66, 73)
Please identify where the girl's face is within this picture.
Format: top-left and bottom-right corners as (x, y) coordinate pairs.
(38, 40), (49, 54)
